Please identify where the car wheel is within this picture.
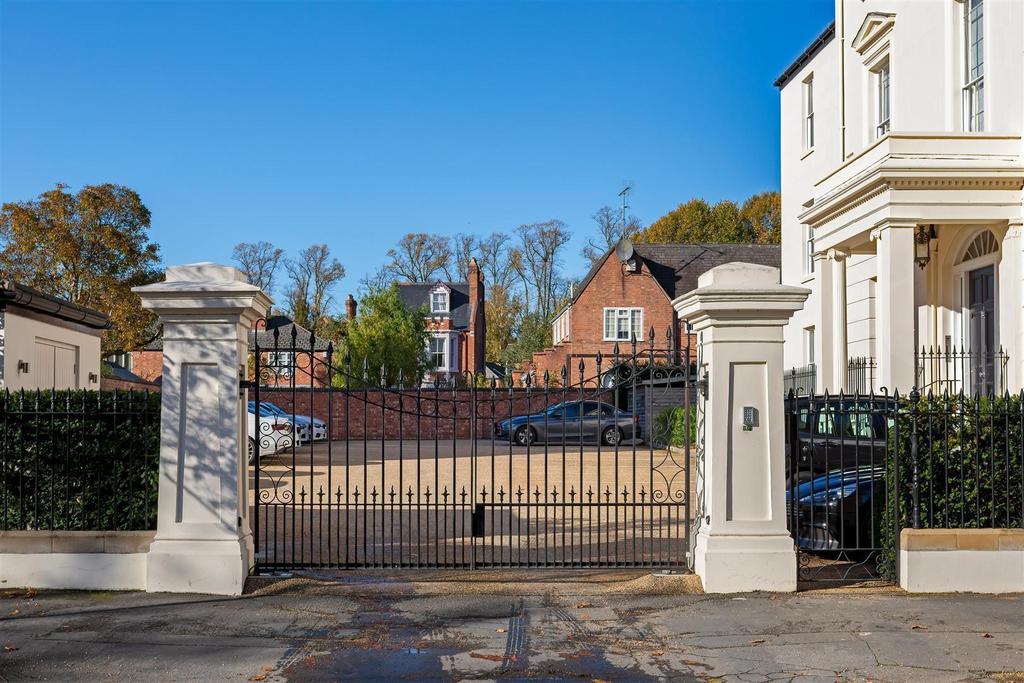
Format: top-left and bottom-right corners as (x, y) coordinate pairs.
(248, 437), (256, 465)
(602, 426), (624, 447)
(514, 425), (537, 446)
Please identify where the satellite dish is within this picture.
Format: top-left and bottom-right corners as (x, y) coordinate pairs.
(615, 238), (634, 263)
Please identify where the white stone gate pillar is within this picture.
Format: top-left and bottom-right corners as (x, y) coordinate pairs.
(674, 263), (809, 593)
(134, 263), (271, 595)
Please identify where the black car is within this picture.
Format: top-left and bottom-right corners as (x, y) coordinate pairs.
(785, 395), (895, 483)
(786, 466), (885, 552)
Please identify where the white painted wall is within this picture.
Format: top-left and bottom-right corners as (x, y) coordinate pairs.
(0, 309), (102, 391)
(780, 0), (1024, 381)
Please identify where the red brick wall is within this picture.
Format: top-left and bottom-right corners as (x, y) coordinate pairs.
(254, 388), (614, 440)
(130, 350), (163, 382)
(101, 377), (160, 393)
(526, 255), (682, 383)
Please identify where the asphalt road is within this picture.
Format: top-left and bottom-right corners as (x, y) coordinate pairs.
(2, 572), (1023, 682)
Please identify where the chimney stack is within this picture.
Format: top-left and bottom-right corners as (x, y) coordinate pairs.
(467, 259), (485, 374)
(345, 294), (357, 320)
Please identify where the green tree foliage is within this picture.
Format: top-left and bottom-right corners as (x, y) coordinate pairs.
(634, 191), (781, 245)
(0, 183), (162, 351)
(336, 285), (429, 387)
(499, 312), (552, 370)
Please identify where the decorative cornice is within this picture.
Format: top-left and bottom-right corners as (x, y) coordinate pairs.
(851, 12), (895, 56)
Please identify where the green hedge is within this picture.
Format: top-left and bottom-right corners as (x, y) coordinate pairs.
(877, 392), (1024, 580)
(0, 389), (160, 531)
(653, 406), (698, 449)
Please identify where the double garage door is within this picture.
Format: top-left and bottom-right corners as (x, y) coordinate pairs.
(34, 339), (78, 390)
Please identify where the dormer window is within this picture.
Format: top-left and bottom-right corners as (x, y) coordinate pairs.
(430, 286), (449, 314)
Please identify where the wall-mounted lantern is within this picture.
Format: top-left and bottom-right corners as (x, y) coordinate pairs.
(915, 224), (937, 269)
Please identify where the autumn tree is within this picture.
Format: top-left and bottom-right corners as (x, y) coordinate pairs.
(0, 183), (161, 351)
(740, 191), (782, 244)
(385, 232), (452, 282)
(476, 232), (515, 290)
(232, 241), (283, 292)
(284, 244), (345, 338)
(337, 285), (429, 387)
(635, 192), (780, 245)
(485, 283), (522, 363)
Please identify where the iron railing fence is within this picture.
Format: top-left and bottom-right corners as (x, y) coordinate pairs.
(783, 364), (817, 395)
(915, 346), (1008, 396)
(0, 389), (160, 531)
(846, 357), (876, 394)
(248, 323), (701, 571)
(785, 387), (1024, 584)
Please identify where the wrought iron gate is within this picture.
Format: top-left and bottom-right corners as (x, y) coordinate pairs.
(248, 323), (698, 572)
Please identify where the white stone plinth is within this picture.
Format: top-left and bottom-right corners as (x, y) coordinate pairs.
(134, 263), (271, 595)
(673, 262), (809, 593)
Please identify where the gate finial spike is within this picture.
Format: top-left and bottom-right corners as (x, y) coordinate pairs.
(543, 369), (550, 386)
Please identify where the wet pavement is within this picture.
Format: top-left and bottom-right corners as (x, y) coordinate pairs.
(1, 570), (1023, 681)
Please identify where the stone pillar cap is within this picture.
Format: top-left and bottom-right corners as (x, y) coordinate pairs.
(165, 262), (248, 284)
(696, 262), (779, 289)
(673, 261), (809, 322)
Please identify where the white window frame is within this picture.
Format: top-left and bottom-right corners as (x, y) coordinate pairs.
(602, 307), (644, 342)
(804, 327), (816, 366)
(428, 335), (448, 370)
(802, 75), (815, 152)
(268, 351), (294, 378)
(962, 0), (984, 132)
(430, 289), (449, 314)
(875, 58), (891, 138)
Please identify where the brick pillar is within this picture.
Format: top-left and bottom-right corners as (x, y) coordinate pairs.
(468, 258), (485, 374)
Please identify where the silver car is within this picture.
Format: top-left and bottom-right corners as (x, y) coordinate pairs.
(494, 400), (640, 446)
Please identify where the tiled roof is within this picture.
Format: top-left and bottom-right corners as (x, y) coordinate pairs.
(0, 278), (111, 330)
(250, 315), (331, 351)
(568, 243), (782, 310)
(396, 282), (472, 330)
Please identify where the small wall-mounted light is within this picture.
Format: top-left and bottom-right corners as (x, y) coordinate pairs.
(17, 360), (30, 374)
(915, 224), (937, 269)
(88, 373), (98, 383)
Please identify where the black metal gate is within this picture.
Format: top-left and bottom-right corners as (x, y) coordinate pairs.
(785, 386), (1024, 585)
(248, 323), (699, 572)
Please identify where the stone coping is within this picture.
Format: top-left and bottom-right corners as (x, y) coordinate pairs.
(0, 530), (155, 554)
(901, 528), (1024, 552)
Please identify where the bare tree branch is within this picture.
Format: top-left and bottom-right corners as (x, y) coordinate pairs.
(232, 241), (283, 293)
(385, 232), (452, 282)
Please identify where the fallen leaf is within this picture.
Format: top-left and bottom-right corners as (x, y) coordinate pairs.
(748, 639), (766, 645)
(495, 628), (507, 633)
(23, 590), (35, 599)
(469, 652), (508, 662)
(3, 645), (18, 652)
(247, 676), (267, 682)
(651, 650), (664, 657)
(8, 610), (19, 616)
(911, 624), (928, 631)
(575, 601), (592, 609)
(982, 633), (994, 638)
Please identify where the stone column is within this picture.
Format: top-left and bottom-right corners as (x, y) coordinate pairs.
(1006, 220), (1023, 392)
(812, 251), (835, 391)
(133, 263), (271, 595)
(873, 223), (917, 390)
(674, 262), (809, 593)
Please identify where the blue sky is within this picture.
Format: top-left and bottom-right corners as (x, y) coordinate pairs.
(1, 0), (833, 303)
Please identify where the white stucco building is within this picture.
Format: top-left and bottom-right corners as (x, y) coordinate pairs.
(0, 280), (109, 391)
(778, 0), (1024, 395)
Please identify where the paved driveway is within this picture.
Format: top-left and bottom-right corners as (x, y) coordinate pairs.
(2, 573), (1023, 681)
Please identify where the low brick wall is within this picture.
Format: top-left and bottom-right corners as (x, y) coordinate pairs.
(255, 388), (614, 440)
(0, 531), (154, 591)
(899, 529), (1024, 594)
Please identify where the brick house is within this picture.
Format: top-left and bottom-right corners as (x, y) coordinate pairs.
(525, 242), (781, 385)
(395, 259), (486, 384)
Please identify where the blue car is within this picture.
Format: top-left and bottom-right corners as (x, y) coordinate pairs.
(786, 466), (884, 551)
